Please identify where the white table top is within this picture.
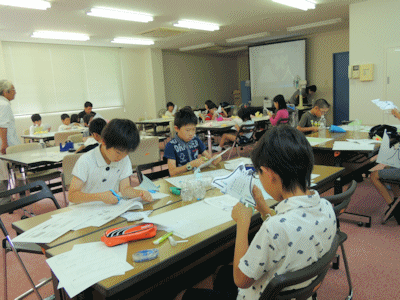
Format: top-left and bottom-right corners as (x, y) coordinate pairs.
(135, 117), (174, 124)
(0, 146), (71, 166)
(197, 116), (270, 130)
(21, 128), (89, 139)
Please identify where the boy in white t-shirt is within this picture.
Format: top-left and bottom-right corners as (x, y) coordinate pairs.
(179, 126), (337, 300)
(75, 118), (106, 153)
(68, 119), (152, 204)
(29, 114), (51, 135)
(58, 113), (72, 131)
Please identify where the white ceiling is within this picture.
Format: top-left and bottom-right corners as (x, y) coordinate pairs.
(0, 0), (366, 52)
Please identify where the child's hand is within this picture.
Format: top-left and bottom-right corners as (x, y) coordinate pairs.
(190, 157), (205, 168)
(252, 185), (272, 216)
(140, 191), (153, 203)
(311, 126), (320, 132)
(232, 203), (252, 225)
(102, 191), (119, 205)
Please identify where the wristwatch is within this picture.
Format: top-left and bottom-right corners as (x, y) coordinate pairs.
(186, 163), (193, 170)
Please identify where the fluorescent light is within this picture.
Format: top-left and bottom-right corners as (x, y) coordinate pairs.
(0, 0), (50, 10)
(112, 38), (154, 45)
(179, 42), (215, 51)
(226, 31), (270, 43)
(287, 18), (342, 32)
(219, 46), (248, 53)
(174, 20), (219, 31)
(272, 0), (315, 11)
(87, 7), (153, 23)
(31, 31), (90, 41)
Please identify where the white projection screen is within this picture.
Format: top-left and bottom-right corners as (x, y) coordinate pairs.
(249, 39), (306, 105)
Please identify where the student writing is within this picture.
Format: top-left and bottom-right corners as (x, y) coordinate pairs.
(164, 108), (221, 176)
(68, 119), (152, 205)
(297, 99), (330, 134)
(268, 94), (289, 126)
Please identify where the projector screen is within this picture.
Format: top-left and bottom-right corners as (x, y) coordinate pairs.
(249, 39), (306, 106)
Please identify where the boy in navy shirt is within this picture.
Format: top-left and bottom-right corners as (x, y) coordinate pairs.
(164, 108), (221, 176)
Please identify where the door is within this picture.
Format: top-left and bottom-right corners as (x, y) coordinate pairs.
(333, 52), (349, 125)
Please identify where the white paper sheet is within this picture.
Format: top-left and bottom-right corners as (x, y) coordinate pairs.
(165, 169), (231, 189)
(224, 157), (253, 170)
(146, 197), (235, 238)
(371, 99), (398, 111)
(306, 137), (334, 147)
(120, 210), (153, 222)
(47, 242), (133, 298)
(139, 175), (160, 192)
(212, 163), (256, 207)
(377, 131), (400, 168)
(332, 141), (375, 151)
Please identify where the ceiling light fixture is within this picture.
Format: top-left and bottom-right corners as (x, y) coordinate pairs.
(272, 0), (315, 11)
(218, 46), (248, 53)
(174, 20), (219, 31)
(179, 42), (215, 51)
(226, 31), (270, 43)
(287, 18), (342, 32)
(87, 7), (153, 23)
(111, 38), (154, 45)
(0, 0), (50, 10)
(31, 31), (90, 41)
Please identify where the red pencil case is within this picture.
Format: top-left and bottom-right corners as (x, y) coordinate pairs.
(101, 223), (157, 247)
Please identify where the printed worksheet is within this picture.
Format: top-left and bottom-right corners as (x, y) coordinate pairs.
(212, 163), (256, 207)
(372, 99), (398, 111)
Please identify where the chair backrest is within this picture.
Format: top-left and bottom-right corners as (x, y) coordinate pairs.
(0, 180), (61, 225)
(62, 153), (83, 187)
(136, 160), (169, 183)
(6, 143), (42, 154)
(169, 121), (176, 138)
(54, 130), (82, 146)
(129, 136), (160, 169)
(237, 123), (257, 142)
(260, 233), (340, 300)
(68, 133), (84, 143)
(324, 180), (357, 217)
(277, 118), (290, 126)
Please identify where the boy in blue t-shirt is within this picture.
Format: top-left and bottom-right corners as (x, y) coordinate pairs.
(164, 108), (221, 176)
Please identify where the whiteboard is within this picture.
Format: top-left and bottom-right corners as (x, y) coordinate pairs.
(249, 40), (306, 105)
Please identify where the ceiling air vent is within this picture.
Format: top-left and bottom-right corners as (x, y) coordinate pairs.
(138, 27), (188, 38)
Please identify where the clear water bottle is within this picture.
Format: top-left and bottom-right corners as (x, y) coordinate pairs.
(193, 179), (206, 200)
(181, 181), (193, 202)
(319, 115), (326, 130)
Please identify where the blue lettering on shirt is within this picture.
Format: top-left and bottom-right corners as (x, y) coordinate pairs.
(164, 136), (206, 167)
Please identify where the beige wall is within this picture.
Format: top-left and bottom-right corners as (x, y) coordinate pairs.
(162, 51), (238, 109)
(349, 0), (400, 125)
(234, 29), (349, 125)
(0, 43), (166, 141)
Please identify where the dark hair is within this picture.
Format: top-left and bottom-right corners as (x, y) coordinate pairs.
(83, 114), (92, 125)
(31, 114), (41, 122)
(84, 101), (93, 108)
(314, 99), (330, 109)
(238, 108), (251, 121)
(89, 118), (107, 135)
(273, 94), (287, 110)
(182, 106), (193, 112)
(251, 126), (314, 193)
(306, 85), (317, 93)
(174, 108), (198, 128)
(205, 100), (214, 107)
(70, 114), (80, 123)
(61, 113), (70, 120)
(206, 101), (217, 110)
(101, 119), (140, 152)
(166, 102), (174, 109)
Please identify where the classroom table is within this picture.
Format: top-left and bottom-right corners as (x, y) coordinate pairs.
(197, 116), (270, 151)
(135, 118), (174, 135)
(21, 128), (89, 142)
(307, 128), (381, 227)
(12, 164), (344, 300)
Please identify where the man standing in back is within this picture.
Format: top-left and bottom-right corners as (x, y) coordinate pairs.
(0, 80), (21, 204)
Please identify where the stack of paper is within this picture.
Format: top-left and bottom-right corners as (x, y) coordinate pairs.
(13, 200), (142, 244)
(47, 242), (133, 298)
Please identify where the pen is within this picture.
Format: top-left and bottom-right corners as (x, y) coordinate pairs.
(110, 189), (121, 203)
(153, 232), (173, 245)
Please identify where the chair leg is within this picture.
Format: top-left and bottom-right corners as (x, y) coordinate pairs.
(60, 178), (68, 207)
(236, 144), (240, 157)
(3, 247), (7, 300)
(340, 243), (353, 300)
(5, 235), (43, 300)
